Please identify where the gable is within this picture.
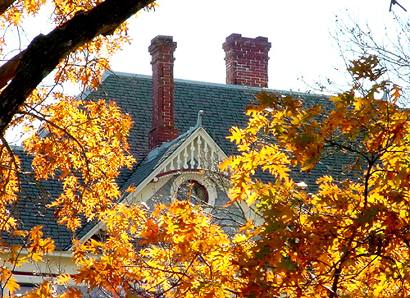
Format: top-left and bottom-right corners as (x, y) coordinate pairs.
(120, 126), (227, 204)
(155, 127), (226, 177)
(77, 126), (229, 243)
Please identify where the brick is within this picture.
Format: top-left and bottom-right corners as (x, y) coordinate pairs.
(223, 33), (271, 88)
(148, 36), (178, 149)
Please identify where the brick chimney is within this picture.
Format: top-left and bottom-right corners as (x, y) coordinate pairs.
(148, 35), (178, 149)
(223, 33), (271, 88)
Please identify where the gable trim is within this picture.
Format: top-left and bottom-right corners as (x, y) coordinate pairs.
(75, 127), (227, 246)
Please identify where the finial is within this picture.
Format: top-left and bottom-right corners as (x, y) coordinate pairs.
(196, 110), (204, 127)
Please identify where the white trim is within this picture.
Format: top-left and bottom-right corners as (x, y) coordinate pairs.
(2, 250), (77, 287)
(159, 127), (226, 174)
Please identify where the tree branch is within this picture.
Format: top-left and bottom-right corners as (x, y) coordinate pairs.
(0, 0), (155, 135)
(0, 0), (16, 15)
(0, 50), (25, 89)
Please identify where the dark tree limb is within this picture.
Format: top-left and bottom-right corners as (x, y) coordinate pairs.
(0, 0), (16, 15)
(0, 50), (25, 89)
(390, 0), (407, 12)
(0, 0), (155, 135)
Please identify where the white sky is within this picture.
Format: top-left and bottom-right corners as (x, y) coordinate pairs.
(108, 0), (408, 92)
(7, 0), (409, 92)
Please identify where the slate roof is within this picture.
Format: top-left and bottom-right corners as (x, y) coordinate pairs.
(7, 147), (73, 250)
(10, 73), (354, 250)
(122, 125), (199, 191)
(90, 73), (352, 187)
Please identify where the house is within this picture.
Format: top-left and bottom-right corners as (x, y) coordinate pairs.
(9, 33), (344, 290)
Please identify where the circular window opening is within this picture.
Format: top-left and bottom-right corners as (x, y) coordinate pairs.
(176, 180), (209, 205)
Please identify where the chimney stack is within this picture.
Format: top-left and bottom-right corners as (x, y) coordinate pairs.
(148, 35), (178, 149)
(223, 34), (271, 88)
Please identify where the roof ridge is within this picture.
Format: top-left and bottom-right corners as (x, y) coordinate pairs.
(102, 71), (331, 99)
(10, 145), (24, 151)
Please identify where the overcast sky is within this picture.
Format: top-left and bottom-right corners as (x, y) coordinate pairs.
(108, 0), (408, 93)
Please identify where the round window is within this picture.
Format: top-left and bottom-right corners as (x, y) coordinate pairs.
(171, 173), (217, 208)
(176, 179), (209, 205)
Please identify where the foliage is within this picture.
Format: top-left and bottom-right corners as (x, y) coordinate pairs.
(222, 55), (410, 297)
(0, 0), (152, 295)
(45, 55), (407, 298)
(0, 0), (156, 135)
(71, 202), (240, 297)
(0, 1), (409, 297)
(4, 55), (405, 298)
